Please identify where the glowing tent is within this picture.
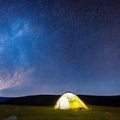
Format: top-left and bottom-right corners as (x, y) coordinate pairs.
(54, 92), (88, 110)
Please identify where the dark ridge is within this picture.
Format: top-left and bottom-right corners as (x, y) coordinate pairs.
(78, 95), (120, 107)
(0, 97), (12, 103)
(4, 95), (120, 107)
(5, 95), (60, 106)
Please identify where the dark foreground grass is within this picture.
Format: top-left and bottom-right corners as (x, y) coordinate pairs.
(0, 105), (120, 120)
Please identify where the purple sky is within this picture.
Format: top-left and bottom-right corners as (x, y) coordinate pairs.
(0, 0), (120, 97)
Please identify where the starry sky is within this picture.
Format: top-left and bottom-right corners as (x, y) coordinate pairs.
(0, 0), (120, 97)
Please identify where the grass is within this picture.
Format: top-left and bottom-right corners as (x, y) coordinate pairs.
(0, 105), (120, 120)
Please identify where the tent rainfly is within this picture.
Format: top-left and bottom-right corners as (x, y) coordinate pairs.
(54, 92), (88, 110)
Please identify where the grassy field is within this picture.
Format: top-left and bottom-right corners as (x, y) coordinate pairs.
(0, 105), (120, 120)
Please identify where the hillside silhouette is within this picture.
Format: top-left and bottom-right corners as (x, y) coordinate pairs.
(3, 95), (120, 107)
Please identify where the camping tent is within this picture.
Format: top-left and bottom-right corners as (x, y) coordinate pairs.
(54, 92), (88, 110)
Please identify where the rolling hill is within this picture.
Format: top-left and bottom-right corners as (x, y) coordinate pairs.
(4, 95), (120, 107)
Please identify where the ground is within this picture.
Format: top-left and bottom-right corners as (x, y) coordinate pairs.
(0, 105), (120, 120)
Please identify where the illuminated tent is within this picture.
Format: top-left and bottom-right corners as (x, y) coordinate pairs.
(54, 92), (88, 110)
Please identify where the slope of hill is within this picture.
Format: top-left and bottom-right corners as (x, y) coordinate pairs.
(5, 95), (59, 106)
(0, 97), (11, 103)
(78, 95), (120, 107)
(4, 95), (120, 107)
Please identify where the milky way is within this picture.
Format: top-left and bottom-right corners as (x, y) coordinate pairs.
(0, 0), (120, 96)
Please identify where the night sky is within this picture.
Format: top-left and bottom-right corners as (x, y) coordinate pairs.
(0, 0), (120, 97)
